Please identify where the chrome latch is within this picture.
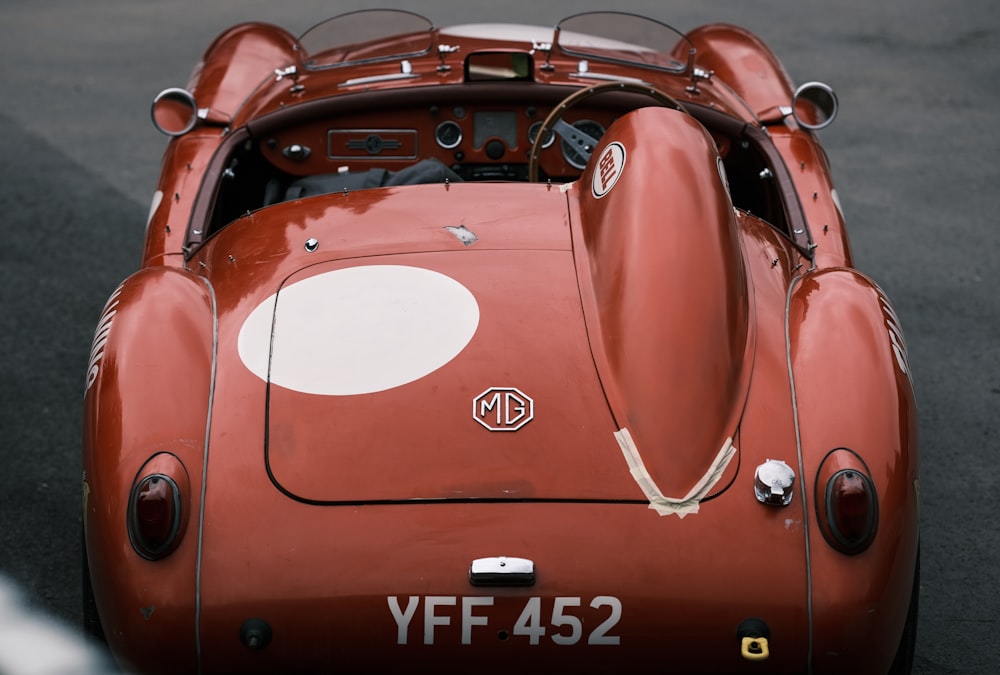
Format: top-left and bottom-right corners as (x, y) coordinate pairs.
(274, 65), (297, 81)
(469, 556), (535, 587)
(438, 44), (460, 72)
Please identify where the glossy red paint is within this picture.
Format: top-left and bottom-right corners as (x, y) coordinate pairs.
(685, 23), (797, 120)
(83, 268), (212, 673)
(574, 107), (752, 498)
(143, 129), (220, 266)
(187, 23), (298, 122)
(787, 269), (919, 673)
(83, 11), (919, 674)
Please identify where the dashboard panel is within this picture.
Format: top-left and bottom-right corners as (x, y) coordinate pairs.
(209, 93), (775, 243)
(259, 103), (618, 182)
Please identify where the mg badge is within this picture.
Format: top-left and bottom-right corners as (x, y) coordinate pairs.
(473, 387), (534, 431)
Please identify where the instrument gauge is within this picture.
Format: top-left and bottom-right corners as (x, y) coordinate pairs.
(528, 121), (555, 149)
(435, 120), (463, 149)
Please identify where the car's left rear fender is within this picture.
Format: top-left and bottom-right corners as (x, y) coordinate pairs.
(82, 267), (216, 673)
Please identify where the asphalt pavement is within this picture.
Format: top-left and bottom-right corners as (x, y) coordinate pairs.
(0, 0), (997, 673)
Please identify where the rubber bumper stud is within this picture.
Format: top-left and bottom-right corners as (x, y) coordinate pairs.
(240, 618), (273, 650)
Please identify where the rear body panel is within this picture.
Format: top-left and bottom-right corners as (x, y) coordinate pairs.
(194, 502), (811, 673)
(82, 12), (918, 675)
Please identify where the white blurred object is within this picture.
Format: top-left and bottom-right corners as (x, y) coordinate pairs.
(0, 575), (116, 675)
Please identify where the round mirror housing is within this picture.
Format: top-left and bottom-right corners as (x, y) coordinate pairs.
(151, 88), (199, 136)
(792, 81), (838, 130)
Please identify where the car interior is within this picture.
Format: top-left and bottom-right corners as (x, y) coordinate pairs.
(196, 84), (799, 251)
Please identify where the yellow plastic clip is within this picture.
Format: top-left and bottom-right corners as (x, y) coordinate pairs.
(741, 635), (770, 661)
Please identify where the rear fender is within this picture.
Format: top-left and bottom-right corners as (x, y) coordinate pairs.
(787, 268), (919, 673)
(82, 267), (215, 673)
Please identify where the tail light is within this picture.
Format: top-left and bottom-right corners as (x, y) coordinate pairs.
(815, 448), (879, 555)
(127, 454), (190, 560)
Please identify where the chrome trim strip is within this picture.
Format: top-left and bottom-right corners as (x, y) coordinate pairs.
(784, 273), (814, 672)
(568, 72), (648, 84)
(194, 277), (219, 674)
(338, 72), (420, 87)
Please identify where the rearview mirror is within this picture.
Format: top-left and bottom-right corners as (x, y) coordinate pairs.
(792, 81), (838, 130)
(151, 88), (199, 136)
(465, 52), (534, 81)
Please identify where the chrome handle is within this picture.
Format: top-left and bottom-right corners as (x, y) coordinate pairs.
(469, 556), (535, 587)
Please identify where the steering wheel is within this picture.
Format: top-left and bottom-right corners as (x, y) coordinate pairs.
(528, 81), (687, 182)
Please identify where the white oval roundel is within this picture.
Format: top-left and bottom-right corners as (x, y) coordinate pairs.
(592, 141), (626, 199)
(238, 265), (480, 395)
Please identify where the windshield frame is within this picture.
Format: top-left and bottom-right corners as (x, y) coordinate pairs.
(296, 9), (436, 71)
(554, 11), (694, 75)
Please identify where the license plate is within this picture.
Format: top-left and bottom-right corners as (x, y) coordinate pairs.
(387, 595), (622, 646)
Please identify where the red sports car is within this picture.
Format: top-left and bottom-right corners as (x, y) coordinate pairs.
(82, 10), (919, 674)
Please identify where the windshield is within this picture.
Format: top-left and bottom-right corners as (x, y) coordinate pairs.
(297, 9), (434, 70)
(555, 12), (693, 73)
(296, 10), (692, 75)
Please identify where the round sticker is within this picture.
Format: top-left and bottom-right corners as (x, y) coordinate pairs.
(591, 141), (626, 199)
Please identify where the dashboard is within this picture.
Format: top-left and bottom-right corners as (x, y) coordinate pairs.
(208, 92), (785, 243)
(258, 103), (620, 182)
